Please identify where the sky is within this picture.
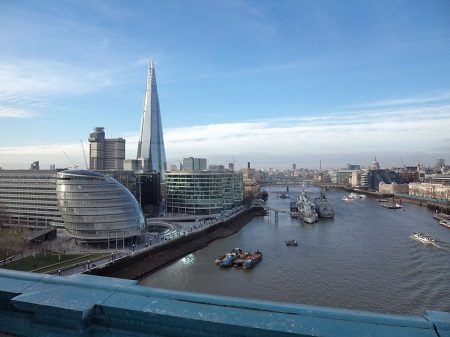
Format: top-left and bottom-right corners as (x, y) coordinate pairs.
(0, 0), (449, 170)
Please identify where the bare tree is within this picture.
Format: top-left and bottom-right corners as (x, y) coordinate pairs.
(0, 203), (8, 230)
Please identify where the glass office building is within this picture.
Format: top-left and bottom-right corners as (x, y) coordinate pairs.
(0, 170), (62, 227)
(56, 170), (146, 243)
(165, 171), (243, 215)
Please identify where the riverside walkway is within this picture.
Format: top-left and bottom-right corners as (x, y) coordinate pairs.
(52, 206), (247, 277)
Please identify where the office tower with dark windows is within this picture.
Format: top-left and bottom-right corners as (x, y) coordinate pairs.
(88, 127), (125, 171)
(136, 61), (167, 178)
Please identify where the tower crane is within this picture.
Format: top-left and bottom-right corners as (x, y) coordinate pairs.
(62, 151), (78, 170)
(80, 140), (88, 169)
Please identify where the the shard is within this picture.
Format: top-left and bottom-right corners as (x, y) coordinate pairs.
(136, 61), (167, 178)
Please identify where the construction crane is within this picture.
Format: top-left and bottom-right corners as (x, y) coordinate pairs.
(80, 140), (88, 169)
(399, 155), (404, 168)
(226, 154), (236, 171)
(62, 151), (78, 170)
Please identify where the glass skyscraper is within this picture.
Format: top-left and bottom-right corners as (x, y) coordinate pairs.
(136, 61), (167, 179)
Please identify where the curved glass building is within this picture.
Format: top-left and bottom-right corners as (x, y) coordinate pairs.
(56, 170), (145, 243)
(165, 171), (243, 215)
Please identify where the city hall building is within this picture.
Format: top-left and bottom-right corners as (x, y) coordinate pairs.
(0, 169), (146, 243)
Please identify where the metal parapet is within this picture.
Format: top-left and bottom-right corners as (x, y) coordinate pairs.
(0, 269), (449, 337)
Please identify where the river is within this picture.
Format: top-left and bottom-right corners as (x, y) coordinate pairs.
(140, 186), (450, 315)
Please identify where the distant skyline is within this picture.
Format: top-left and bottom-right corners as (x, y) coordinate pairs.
(0, 1), (449, 170)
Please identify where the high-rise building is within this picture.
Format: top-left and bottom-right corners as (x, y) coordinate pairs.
(182, 157), (207, 171)
(136, 61), (167, 178)
(88, 127), (125, 170)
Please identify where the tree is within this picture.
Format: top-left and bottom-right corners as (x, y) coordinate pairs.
(0, 203), (8, 230)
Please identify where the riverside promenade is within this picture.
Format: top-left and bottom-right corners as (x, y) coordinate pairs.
(83, 206), (257, 279)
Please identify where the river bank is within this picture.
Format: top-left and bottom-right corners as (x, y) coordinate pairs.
(88, 208), (261, 279)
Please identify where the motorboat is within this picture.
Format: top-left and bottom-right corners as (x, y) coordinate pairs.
(380, 203), (402, 209)
(219, 254), (236, 267)
(285, 239), (298, 246)
(410, 232), (435, 244)
(218, 248), (242, 267)
(243, 250), (263, 270)
(433, 211), (450, 221)
(349, 192), (366, 199)
(439, 220), (450, 229)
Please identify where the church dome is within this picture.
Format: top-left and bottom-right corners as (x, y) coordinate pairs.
(369, 158), (380, 170)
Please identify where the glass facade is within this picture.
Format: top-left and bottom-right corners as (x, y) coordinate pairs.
(56, 170), (145, 243)
(0, 170), (62, 226)
(165, 171), (243, 215)
(136, 62), (167, 178)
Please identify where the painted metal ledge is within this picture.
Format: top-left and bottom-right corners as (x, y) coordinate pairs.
(0, 269), (449, 337)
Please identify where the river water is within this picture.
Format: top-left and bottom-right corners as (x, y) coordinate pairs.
(140, 186), (450, 315)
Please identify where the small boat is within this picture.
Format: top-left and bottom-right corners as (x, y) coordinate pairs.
(440, 220), (450, 229)
(233, 258), (246, 267)
(219, 254), (236, 267)
(433, 211), (450, 221)
(214, 254), (226, 264)
(345, 192), (366, 199)
(243, 250), (263, 270)
(410, 232), (435, 244)
(285, 239), (298, 246)
(380, 203), (402, 209)
(280, 193), (290, 199)
(218, 248), (242, 267)
(342, 196), (352, 202)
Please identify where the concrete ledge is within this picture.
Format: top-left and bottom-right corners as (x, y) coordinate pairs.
(0, 269), (448, 337)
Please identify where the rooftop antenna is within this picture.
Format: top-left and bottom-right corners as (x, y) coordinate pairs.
(80, 140), (88, 170)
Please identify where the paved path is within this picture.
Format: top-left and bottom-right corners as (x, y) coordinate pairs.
(53, 206), (247, 276)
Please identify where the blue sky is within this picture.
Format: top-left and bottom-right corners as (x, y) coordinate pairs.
(0, 0), (449, 169)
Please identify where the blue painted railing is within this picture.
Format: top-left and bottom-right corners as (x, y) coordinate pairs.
(0, 269), (449, 337)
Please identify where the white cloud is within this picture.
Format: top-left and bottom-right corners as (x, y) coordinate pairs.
(1, 102), (449, 169)
(0, 60), (115, 96)
(345, 90), (450, 109)
(0, 107), (34, 118)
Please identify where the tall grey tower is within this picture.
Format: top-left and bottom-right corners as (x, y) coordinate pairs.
(88, 127), (125, 170)
(136, 61), (167, 178)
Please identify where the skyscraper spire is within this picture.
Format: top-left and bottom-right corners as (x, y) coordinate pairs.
(137, 61), (167, 178)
